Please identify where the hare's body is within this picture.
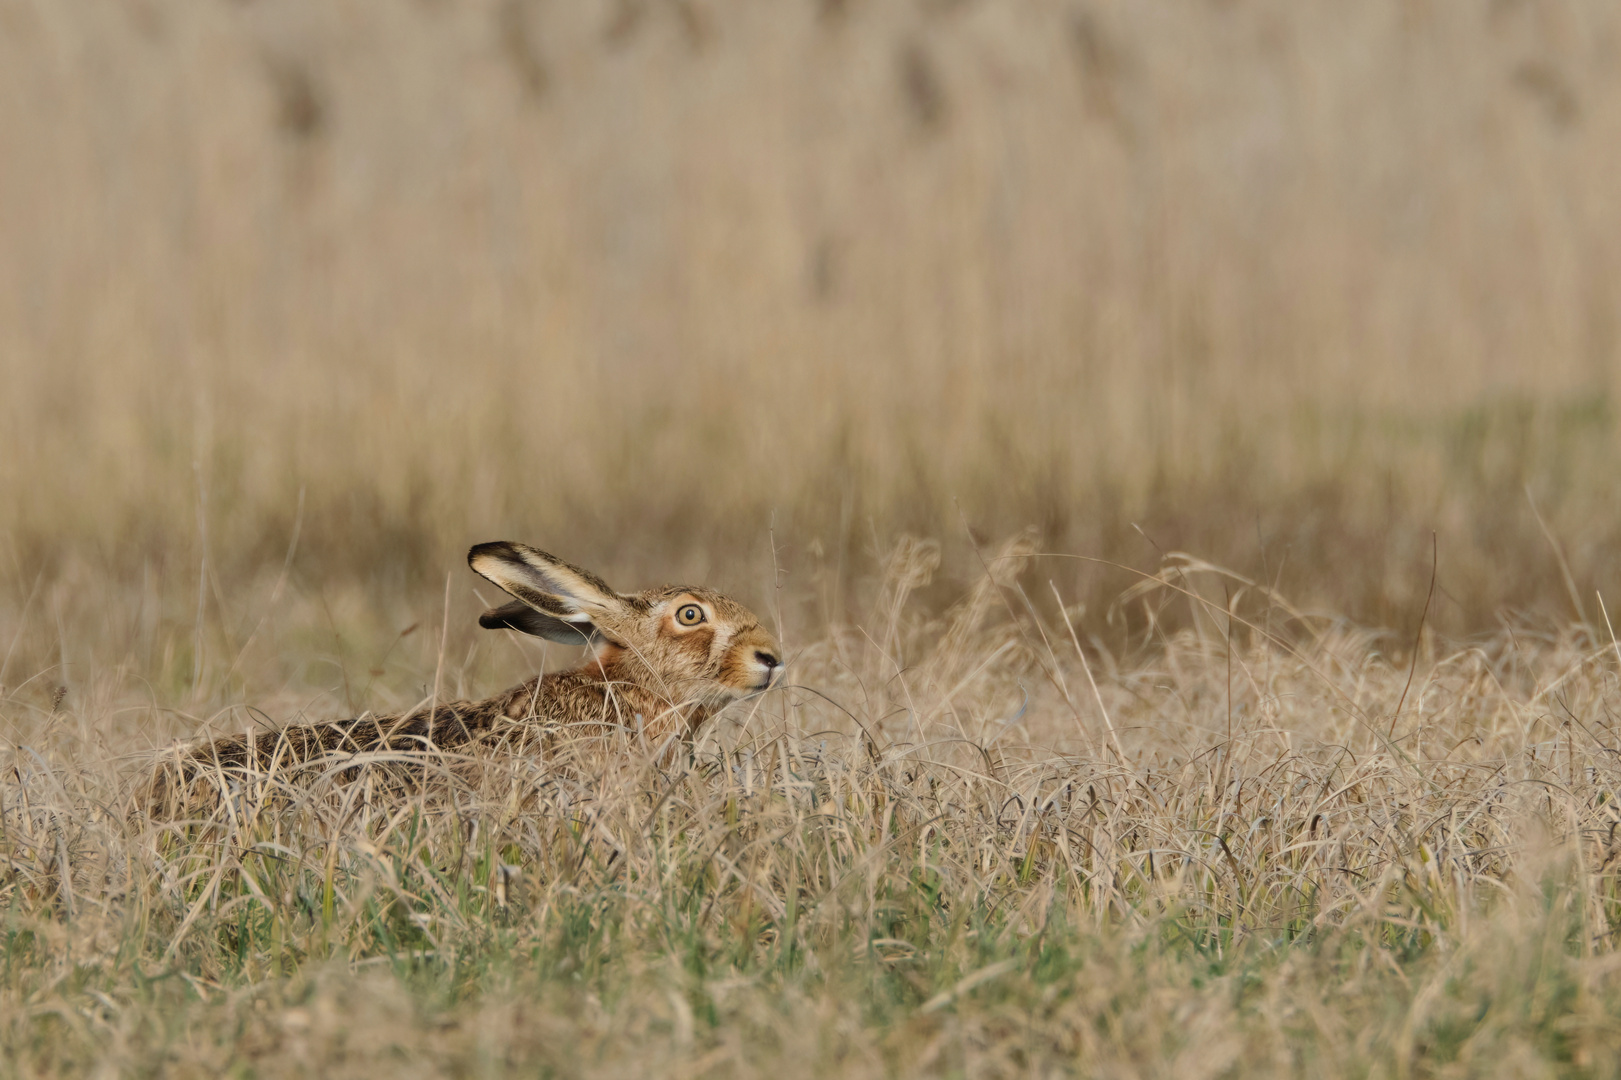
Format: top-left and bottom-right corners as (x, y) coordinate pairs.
(150, 543), (781, 809)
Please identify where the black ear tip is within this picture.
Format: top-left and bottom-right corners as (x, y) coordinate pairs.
(468, 540), (514, 567)
(480, 602), (543, 632)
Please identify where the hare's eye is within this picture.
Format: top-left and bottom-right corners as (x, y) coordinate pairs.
(676, 604), (706, 626)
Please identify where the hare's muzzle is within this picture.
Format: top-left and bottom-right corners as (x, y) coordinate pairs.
(750, 648), (783, 691)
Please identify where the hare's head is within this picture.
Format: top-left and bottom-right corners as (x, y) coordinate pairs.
(469, 541), (783, 707)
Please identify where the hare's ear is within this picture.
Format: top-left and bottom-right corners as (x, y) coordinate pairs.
(477, 601), (599, 645)
(468, 542), (629, 638)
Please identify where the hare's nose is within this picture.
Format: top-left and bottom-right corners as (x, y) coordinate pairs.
(754, 650), (781, 670)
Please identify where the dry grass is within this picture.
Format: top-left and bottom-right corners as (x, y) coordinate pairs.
(6, 543), (1621, 1076)
(3, 0), (1621, 629)
(7, 1), (1621, 1075)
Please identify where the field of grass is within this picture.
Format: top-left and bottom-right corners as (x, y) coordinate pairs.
(8, 547), (1621, 1077)
(7, 0), (1621, 1075)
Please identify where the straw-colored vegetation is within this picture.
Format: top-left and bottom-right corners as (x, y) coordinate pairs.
(6, 0), (1621, 1075)
(9, 543), (1621, 1077)
(5, 0), (1621, 628)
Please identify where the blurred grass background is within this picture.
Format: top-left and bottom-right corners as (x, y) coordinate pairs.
(3, 0), (1620, 643)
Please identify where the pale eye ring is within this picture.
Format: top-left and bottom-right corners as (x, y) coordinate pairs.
(676, 603), (706, 627)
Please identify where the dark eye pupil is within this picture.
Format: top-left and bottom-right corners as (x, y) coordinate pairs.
(681, 606), (700, 623)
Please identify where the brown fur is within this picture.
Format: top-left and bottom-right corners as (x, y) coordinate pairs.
(146, 543), (781, 813)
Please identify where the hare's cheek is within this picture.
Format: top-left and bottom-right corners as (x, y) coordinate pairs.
(670, 626), (717, 669)
(708, 629), (733, 668)
(717, 645), (750, 687)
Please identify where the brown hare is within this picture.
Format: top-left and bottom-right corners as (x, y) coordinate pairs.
(149, 542), (783, 810)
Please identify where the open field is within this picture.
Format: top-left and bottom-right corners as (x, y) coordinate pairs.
(7, 547), (1621, 1076)
(4, 0), (1621, 630)
(6, 0), (1621, 1075)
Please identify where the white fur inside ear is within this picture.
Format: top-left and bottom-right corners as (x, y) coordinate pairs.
(469, 541), (626, 620)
